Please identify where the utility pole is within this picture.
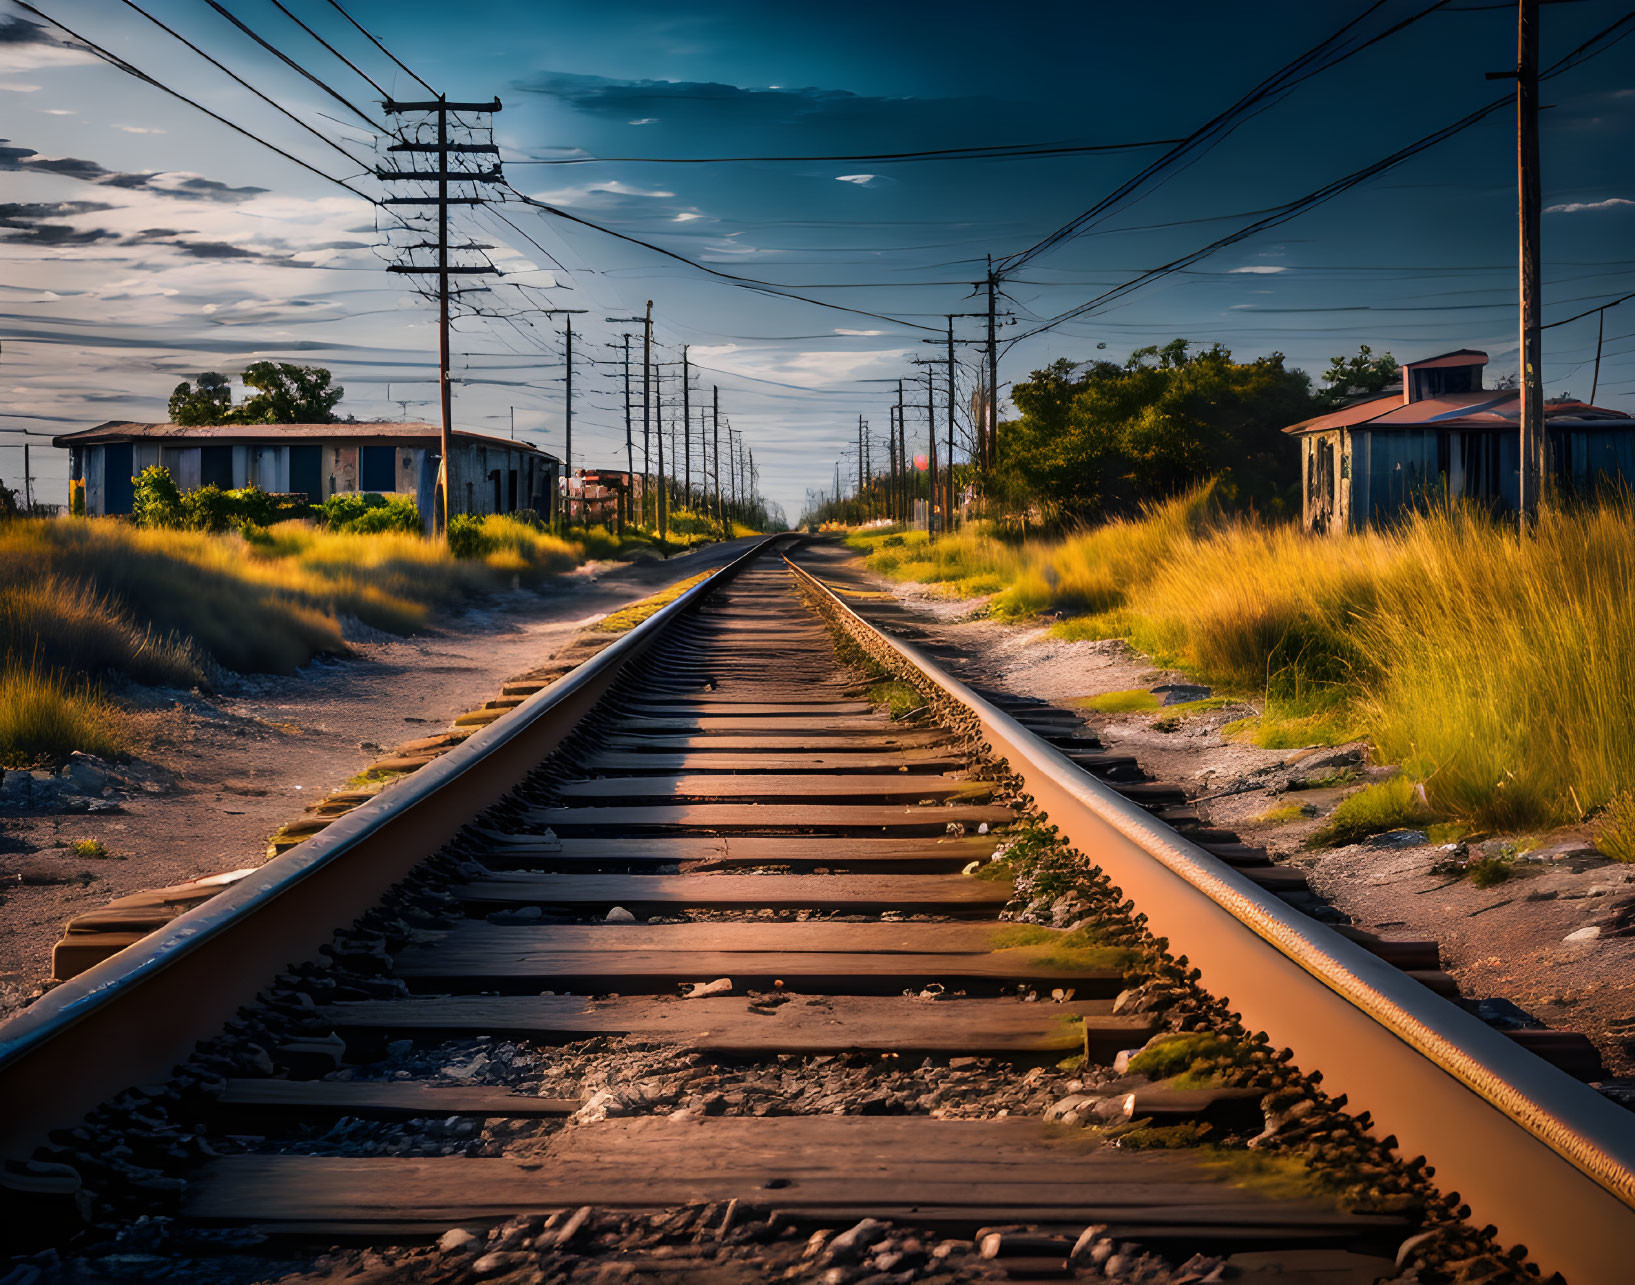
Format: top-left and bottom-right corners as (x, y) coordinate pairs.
(382, 95), (502, 535)
(712, 384), (723, 535)
(897, 379), (907, 527)
(23, 442), (32, 511)
(946, 316), (957, 527)
(1515, 0), (1544, 520)
(858, 415), (867, 518)
(926, 370), (937, 534)
(563, 316), (574, 527)
(985, 254), (1000, 473)
(682, 346), (691, 509)
(614, 334), (634, 532)
(643, 302), (657, 534)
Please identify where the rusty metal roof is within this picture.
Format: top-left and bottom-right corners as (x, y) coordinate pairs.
(1402, 348), (1489, 370)
(1286, 391), (1635, 435)
(51, 421), (551, 456)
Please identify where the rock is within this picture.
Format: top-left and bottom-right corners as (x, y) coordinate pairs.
(0, 772), (33, 808)
(605, 905), (637, 923)
(1045, 1094), (1099, 1122)
(488, 906), (543, 924)
(684, 977), (733, 999)
(1069, 1225), (1109, 1261)
(1374, 829), (1428, 848)
(63, 753), (111, 794)
(470, 1251), (527, 1276)
(825, 1218), (887, 1263)
(1564, 926), (1602, 943)
(1153, 684), (1211, 706)
(437, 1228), (481, 1254)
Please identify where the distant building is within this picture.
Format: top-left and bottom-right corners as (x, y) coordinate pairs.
(1286, 349), (1635, 532)
(50, 421), (560, 522)
(562, 468), (643, 528)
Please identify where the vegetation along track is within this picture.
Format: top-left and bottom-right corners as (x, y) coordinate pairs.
(2, 535), (1634, 1283)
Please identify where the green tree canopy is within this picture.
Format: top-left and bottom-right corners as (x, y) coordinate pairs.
(1315, 344), (1400, 408)
(996, 340), (1312, 520)
(167, 363), (343, 426)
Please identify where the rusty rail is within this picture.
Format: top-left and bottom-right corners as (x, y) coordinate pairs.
(0, 535), (794, 1162)
(785, 554), (1635, 1285)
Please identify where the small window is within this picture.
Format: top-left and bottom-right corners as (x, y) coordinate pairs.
(359, 444), (396, 492)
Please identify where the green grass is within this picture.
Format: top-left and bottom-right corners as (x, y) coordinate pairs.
(1077, 689), (1160, 714)
(855, 491), (1635, 833)
(1307, 776), (1439, 848)
(1126, 1033), (1236, 1079)
(867, 680), (925, 718)
(591, 572), (712, 633)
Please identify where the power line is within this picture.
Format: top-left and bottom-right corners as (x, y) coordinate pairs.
(1001, 0), (1455, 272)
(1010, 7), (1635, 344)
(324, 0), (435, 94)
(505, 138), (1187, 165)
(202, 0), (385, 131)
(13, 1), (376, 201)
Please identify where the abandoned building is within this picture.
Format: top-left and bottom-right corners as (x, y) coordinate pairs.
(561, 468), (644, 528)
(51, 421), (560, 521)
(1286, 348), (1635, 532)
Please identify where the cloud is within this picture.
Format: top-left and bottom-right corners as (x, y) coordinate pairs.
(835, 174), (877, 186)
(834, 329), (885, 336)
(516, 69), (984, 130)
(0, 199), (118, 245)
(1229, 265), (1287, 274)
(627, 117), (657, 125)
(528, 178), (675, 207)
(1544, 197), (1635, 214)
(0, 15), (96, 77)
(0, 139), (267, 200)
(115, 125), (165, 135)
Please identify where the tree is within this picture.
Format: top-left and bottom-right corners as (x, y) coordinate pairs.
(169, 372), (233, 425)
(235, 362), (343, 423)
(995, 340), (1311, 521)
(165, 363), (343, 425)
(1315, 344), (1400, 408)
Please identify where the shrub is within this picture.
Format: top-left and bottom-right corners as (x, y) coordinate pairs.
(446, 513), (492, 560)
(181, 484), (235, 532)
(318, 493), (422, 535)
(69, 479), (86, 518)
(131, 465), (184, 529)
(228, 484), (278, 528)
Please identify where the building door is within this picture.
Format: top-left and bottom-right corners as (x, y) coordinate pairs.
(289, 445), (322, 502)
(507, 469), (519, 512)
(104, 443), (135, 515)
(359, 445), (396, 494)
(491, 470), (502, 513)
(1309, 437), (1336, 532)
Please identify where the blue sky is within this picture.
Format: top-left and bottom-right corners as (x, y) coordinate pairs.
(3, 0), (1633, 517)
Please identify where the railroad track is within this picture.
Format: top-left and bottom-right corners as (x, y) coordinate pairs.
(2, 535), (1634, 1283)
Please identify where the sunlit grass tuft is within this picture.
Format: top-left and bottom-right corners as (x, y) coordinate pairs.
(0, 662), (126, 767)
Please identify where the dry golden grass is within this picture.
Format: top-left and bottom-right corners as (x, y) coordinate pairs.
(851, 493), (1635, 832)
(0, 513), (693, 764)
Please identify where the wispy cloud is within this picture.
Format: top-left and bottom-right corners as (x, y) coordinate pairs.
(1544, 197), (1635, 214)
(1229, 265), (1287, 274)
(0, 139), (267, 201)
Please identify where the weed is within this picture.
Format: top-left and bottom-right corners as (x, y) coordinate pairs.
(1077, 689), (1160, 714)
(1113, 1122), (1214, 1150)
(592, 573), (712, 633)
(1253, 802), (1309, 825)
(866, 681), (925, 718)
(1465, 856), (1515, 888)
(67, 838), (108, 859)
(1307, 776), (1439, 848)
(1125, 1032), (1235, 1079)
(1595, 791), (1635, 863)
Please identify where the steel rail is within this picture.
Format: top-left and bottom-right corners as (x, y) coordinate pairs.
(0, 535), (793, 1162)
(786, 554), (1635, 1285)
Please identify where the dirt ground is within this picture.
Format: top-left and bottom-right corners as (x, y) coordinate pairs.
(0, 538), (758, 1020)
(819, 544), (1635, 1080)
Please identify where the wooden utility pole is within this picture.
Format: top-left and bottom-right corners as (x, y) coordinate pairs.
(562, 317), (574, 527)
(945, 315), (957, 527)
(617, 335), (633, 530)
(858, 415), (866, 517)
(712, 385), (723, 534)
(381, 95), (502, 536)
(22, 442), (32, 511)
(682, 346), (691, 508)
(1592, 307), (1605, 404)
(926, 370), (938, 534)
(1517, 0), (1544, 520)
(985, 254), (1000, 472)
(897, 379), (907, 527)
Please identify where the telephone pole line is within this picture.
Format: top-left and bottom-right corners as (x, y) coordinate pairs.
(984, 254), (1000, 472)
(681, 346), (691, 509)
(712, 385), (723, 534)
(1501, 0), (1544, 521)
(381, 94), (502, 535)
